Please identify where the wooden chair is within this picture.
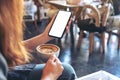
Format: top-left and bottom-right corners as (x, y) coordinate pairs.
(76, 4), (110, 54)
(106, 0), (120, 49)
(107, 16), (120, 49)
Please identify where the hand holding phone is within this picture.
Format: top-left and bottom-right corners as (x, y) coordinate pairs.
(48, 10), (72, 38)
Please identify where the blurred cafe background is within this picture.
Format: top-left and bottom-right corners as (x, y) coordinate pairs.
(23, 0), (120, 79)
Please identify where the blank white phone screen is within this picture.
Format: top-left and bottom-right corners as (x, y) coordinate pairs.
(49, 11), (71, 38)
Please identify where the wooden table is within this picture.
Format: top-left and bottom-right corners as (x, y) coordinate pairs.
(47, 1), (81, 9)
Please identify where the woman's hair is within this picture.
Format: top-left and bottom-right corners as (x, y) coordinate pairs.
(0, 0), (31, 67)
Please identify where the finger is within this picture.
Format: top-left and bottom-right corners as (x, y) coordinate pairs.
(54, 57), (62, 64)
(48, 55), (61, 64)
(47, 55), (56, 62)
(69, 18), (73, 25)
(49, 14), (57, 24)
(66, 18), (73, 32)
(46, 15), (57, 32)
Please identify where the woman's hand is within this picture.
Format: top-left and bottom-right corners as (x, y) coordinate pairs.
(42, 15), (72, 41)
(42, 16), (56, 41)
(65, 17), (73, 33)
(41, 55), (64, 80)
(24, 13), (72, 50)
(24, 14), (72, 50)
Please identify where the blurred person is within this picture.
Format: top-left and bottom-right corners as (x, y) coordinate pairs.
(0, 0), (77, 80)
(24, 0), (37, 20)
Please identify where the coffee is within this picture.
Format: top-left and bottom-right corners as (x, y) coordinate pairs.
(40, 48), (55, 54)
(38, 45), (58, 54)
(36, 44), (60, 62)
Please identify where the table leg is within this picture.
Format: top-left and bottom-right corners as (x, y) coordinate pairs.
(70, 21), (74, 45)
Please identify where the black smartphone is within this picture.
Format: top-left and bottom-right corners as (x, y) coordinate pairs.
(48, 10), (72, 38)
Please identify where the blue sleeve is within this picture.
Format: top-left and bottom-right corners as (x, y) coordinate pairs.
(0, 53), (8, 80)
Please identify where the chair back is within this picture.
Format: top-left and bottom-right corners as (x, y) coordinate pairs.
(106, 0), (120, 31)
(76, 4), (109, 33)
(77, 4), (100, 27)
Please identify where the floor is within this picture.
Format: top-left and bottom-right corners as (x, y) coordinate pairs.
(24, 19), (120, 79)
